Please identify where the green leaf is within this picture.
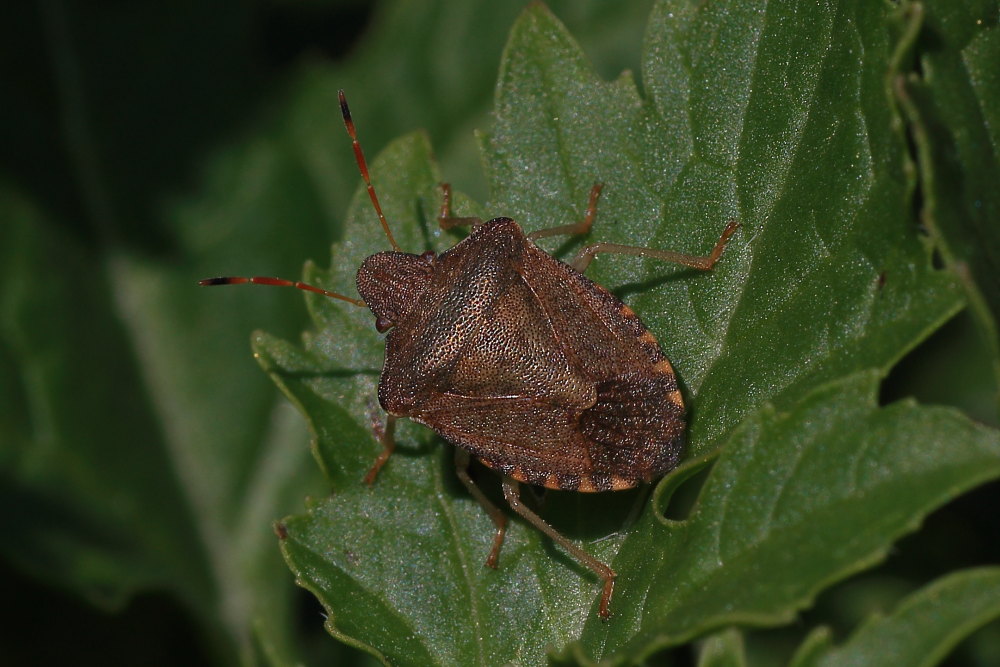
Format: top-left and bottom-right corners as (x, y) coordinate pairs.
(575, 371), (1000, 662)
(480, 0), (962, 452)
(791, 567), (1000, 667)
(256, 2), (1000, 665)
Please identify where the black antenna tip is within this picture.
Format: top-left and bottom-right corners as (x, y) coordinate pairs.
(338, 90), (351, 122)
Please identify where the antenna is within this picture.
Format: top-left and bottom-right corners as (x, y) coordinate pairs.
(197, 275), (365, 307)
(199, 89), (407, 304)
(339, 90), (400, 251)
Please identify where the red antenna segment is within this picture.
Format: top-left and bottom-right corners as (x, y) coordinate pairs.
(339, 89), (400, 252)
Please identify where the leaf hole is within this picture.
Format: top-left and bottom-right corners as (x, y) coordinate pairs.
(656, 457), (715, 524)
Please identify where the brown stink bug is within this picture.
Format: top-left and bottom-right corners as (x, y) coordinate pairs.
(201, 91), (738, 619)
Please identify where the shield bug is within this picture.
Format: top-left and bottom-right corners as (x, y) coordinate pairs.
(201, 91), (739, 619)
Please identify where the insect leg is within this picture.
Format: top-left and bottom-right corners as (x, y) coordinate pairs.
(437, 183), (483, 231)
(454, 449), (508, 568)
(364, 414), (397, 485)
(501, 478), (616, 620)
(527, 183), (603, 241)
(571, 219), (740, 274)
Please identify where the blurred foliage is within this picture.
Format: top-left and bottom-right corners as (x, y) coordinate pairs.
(1, 0), (998, 665)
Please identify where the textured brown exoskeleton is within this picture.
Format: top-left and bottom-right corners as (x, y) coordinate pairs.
(201, 91), (738, 619)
